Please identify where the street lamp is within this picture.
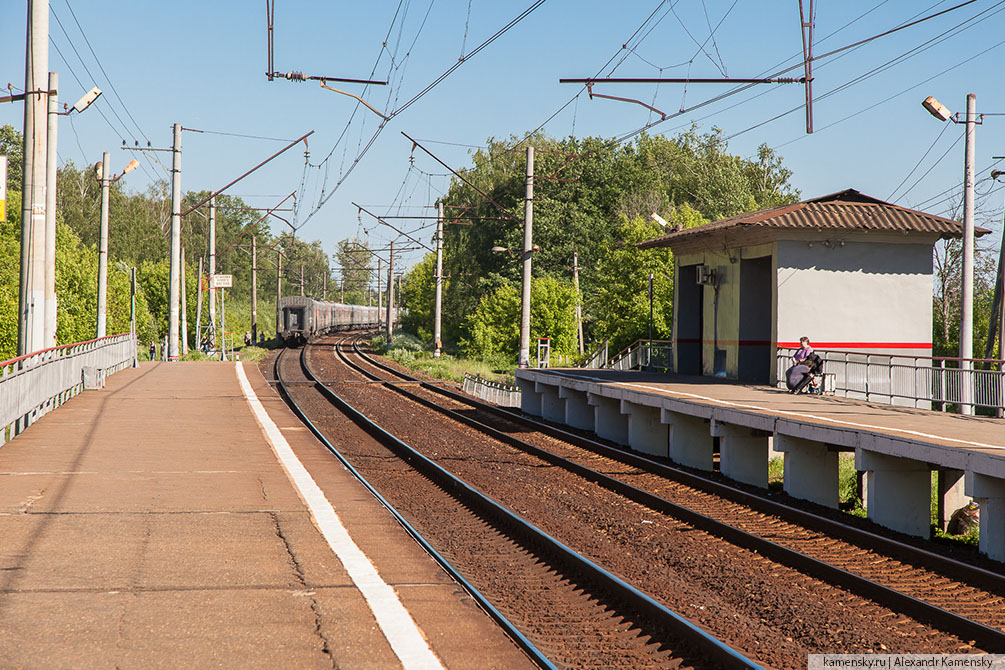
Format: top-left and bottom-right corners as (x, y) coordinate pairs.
(924, 93), (978, 414)
(94, 154), (139, 338)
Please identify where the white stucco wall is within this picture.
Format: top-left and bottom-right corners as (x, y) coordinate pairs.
(776, 236), (935, 357)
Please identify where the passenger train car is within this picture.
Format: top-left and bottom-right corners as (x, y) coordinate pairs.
(277, 296), (391, 343)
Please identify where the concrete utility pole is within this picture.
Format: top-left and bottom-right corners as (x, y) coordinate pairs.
(300, 264), (304, 296)
(275, 250), (282, 337)
(43, 71), (58, 347)
(208, 197), (217, 349)
(18, 0), (49, 356)
(434, 200), (444, 358)
(251, 236), (258, 343)
(573, 251), (584, 354)
(96, 151), (111, 338)
(323, 267), (327, 301)
(519, 145), (534, 367)
(130, 267), (138, 367)
(377, 257), (383, 326)
(960, 93), (977, 415)
(168, 123), (182, 361)
(386, 240), (395, 343)
(180, 246), (188, 355)
(195, 256), (203, 349)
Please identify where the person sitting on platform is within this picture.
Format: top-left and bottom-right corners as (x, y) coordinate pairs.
(792, 336), (814, 366)
(786, 349), (823, 394)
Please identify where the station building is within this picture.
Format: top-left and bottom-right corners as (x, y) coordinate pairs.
(637, 189), (987, 385)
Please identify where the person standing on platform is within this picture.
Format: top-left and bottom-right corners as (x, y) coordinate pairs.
(149, 341), (156, 361)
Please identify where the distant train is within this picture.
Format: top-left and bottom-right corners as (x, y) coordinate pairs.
(277, 296), (397, 343)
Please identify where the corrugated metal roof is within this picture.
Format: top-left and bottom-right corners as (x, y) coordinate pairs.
(637, 189), (989, 249)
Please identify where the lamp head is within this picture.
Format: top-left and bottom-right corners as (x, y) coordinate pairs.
(992, 170), (1005, 181)
(923, 96), (953, 122)
(491, 246), (509, 253)
(72, 87), (102, 114)
(94, 161), (103, 181)
(123, 159), (139, 175)
(650, 212), (669, 228)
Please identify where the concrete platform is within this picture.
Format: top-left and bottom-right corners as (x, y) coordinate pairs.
(517, 368), (1005, 563)
(0, 361), (532, 669)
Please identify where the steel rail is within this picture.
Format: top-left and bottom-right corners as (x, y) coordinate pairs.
(341, 339), (1005, 652)
(272, 347), (555, 670)
(354, 339), (1005, 589)
(306, 342), (764, 670)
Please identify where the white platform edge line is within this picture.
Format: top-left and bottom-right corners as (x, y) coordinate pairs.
(537, 371), (1005, 451)
(235, 362), (444, 670)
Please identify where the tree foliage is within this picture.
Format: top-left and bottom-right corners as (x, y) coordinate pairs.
(397, 126), (798, 363)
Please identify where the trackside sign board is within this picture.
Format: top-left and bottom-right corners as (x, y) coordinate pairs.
(210, 274), (232, 288)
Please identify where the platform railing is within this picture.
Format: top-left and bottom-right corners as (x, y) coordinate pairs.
(607, 339), (674, 372)
(0, 333), (137, 443)
(462, 373), (522, 407)
(777, 347), (1005, 415)
(581, 340), (609, 369)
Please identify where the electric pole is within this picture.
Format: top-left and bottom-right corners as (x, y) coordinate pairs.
(960, 93), (976, 415)
(252, 235), (258, 343)
(300, 264), (304, 296)
(18, 0), (49, 356)
(275, 250), (282, 337)
(377, 257), (383, 326)
(44, 70), (57, 347)
(208, 197), (217, 349)
(96, 151), (111, 338)
(180, 246), (188, 355)
(434, 200), (443, 358)
(519, 145), (534, 367)
(168, 122), (182, 361)
(574, 251), (583, 354)
(195, 256), (203, 349)
(386, 240), (394, 343)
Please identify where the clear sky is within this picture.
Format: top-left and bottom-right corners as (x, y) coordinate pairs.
(3, 1), (1004, 273)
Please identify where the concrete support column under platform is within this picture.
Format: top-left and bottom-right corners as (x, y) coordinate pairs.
(560, 386), (594, 431)
(937, 468), (970, 532)
(856, 449), (931, 538)
(517, 377), (542, 416)
(620, 400), (668, 458)
(662, 409), (714, 472)
(711, 420), (769, 489)
(539, 383), (564, 423)
(965, 472), (1005, 562)
(590, 392), (629, 445)
(773, 434), (839, 509)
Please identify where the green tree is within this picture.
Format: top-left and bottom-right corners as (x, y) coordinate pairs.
(1, 124), (23, 192)
(399, 252), (437, 342)
(334, 238), (373, 304)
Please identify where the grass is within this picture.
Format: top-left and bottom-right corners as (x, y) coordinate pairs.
(370, 331), (517, 385)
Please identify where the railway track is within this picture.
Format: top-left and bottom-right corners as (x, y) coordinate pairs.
(317, 334), (1005, 659)
(273, 343), (762, 670)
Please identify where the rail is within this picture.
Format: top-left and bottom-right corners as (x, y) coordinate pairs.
(777, 347), (1005, 414)
(462, 373), (522, 407)
(581, 340), (609, 368)
(1, 333), (137, 442)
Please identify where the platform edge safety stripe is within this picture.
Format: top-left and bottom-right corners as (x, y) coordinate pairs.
(234, 362), (444, 670)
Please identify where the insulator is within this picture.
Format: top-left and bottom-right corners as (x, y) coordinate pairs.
(284, 71), (307, 82)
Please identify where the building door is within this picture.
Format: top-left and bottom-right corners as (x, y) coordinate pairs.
(676, 264), (703, 375)
(738, 256), (772, 383)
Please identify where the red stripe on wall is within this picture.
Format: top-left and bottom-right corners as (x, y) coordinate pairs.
(777, 341), (932, 349)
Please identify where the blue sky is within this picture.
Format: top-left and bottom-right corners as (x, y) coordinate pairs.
(3, 1), (1004, 273)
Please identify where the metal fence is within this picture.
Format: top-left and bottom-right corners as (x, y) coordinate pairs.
(462, 373), (522, 407)
(1, 334), (137, 443)
(581, 340), (610, 369)
(776, 347), (1005, 414)
(606, 340), (674, 372)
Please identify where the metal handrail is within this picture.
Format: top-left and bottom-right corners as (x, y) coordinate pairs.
(1, 333), (138, 442)
(777, 347), (1005, 415)
(607, 339), (673, 372)
(463, 373), (522, 407)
